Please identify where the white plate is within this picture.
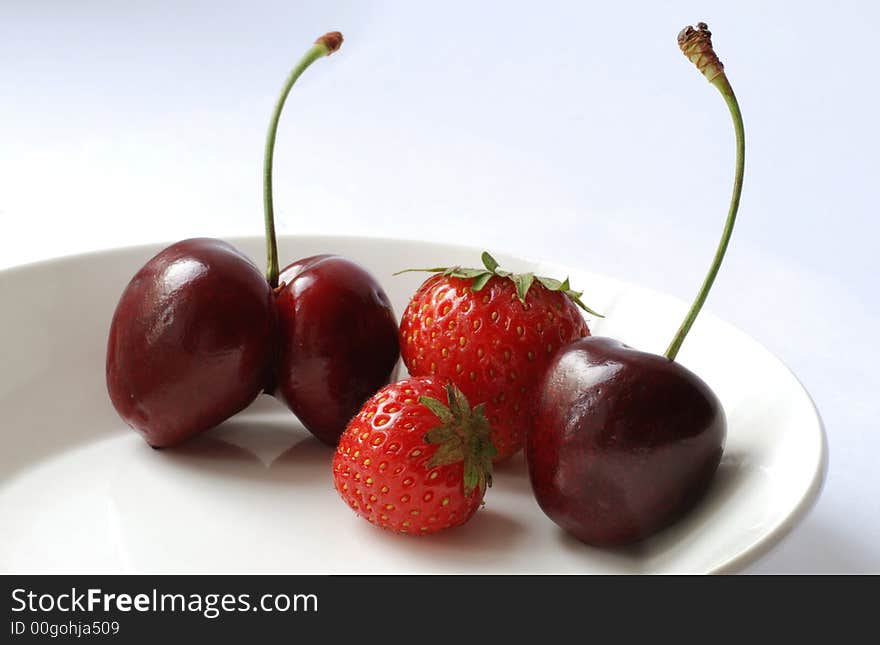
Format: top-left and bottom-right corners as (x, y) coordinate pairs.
(0, 236), (826, 574)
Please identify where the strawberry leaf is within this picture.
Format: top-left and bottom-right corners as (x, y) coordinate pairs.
(564, 291), (603, 317)
(445, 383), (471, 420)
(418, 384), (496, 498)
(480, 451), (495, 489)
(428, 440), (465, 468)
(424, 425), (455, 444)
(393, 267), (448, 275)
(397, 252), (603, 317)
(536, 274), (603, 316)
(470, 272), (493, 292)
(511, 272), (535, 303)
(448, 268), (489, 279)
(419, 396), (454, 424)
(536, 275), (562, 291)
(463, 460), (480, 497)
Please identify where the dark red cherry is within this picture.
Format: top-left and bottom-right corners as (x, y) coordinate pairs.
(527, 336), (725, 546)
(106, 238), (276, 447)
(525, 24), (746, 546)
(273, 254), (400, 445)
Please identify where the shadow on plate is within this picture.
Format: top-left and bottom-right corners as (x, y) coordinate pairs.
(357, 507), (530, 568)
(149, 405), (335, 487)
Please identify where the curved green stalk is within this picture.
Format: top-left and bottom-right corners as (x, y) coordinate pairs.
(264, 32), (342, 287)
(666, 24), (745, 361)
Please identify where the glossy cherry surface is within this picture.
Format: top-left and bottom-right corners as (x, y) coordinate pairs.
(106, 238), (276, 447)
(273, 254), (400, 445)
(527, 336), (725, 546)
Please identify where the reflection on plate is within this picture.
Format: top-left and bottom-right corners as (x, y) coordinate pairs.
(0, 236), (826, 573)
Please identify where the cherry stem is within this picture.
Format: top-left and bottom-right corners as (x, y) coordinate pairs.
(665, 69), (745, 361)
(264, 32), (343, 288)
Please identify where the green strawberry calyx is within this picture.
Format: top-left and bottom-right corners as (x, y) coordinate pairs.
(418, 382), (496, 497)
(396, 251), (603, 317)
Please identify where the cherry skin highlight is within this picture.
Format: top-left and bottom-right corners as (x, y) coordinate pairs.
(273, 254), (400, 445)
(527, 337), (725, 546)
(106, 238), (276, 448)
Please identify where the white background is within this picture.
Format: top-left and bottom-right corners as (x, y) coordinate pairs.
(2, 1), (877, 572)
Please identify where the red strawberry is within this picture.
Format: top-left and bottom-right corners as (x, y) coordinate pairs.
(398, 253), (598, 462)
(332, 376), (495, 535)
